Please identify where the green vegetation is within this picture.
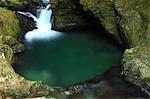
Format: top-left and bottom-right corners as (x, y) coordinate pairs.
(0, 7), (21, 38)
(0, 0), (28, 5)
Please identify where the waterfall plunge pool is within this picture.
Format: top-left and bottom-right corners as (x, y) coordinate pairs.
(13, 2), (149, 97)
(15, 3), (122, 86)
(14, 32), (122, 86)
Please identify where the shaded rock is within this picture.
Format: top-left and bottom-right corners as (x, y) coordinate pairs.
(80, 0), (119, 40)
(0, 0), (28, 5)
(51, 0), (91, 31)
(17, 13), (36, 38)
(0, 7), (21, 38)
(67, 66), (148, 99)
(0, 0), (43, 13)
(0, 0), (28, 11)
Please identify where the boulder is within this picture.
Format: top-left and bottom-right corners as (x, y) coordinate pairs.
(0, 7), (21, 38)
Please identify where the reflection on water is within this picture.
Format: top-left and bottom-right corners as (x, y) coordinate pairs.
(14, 32), (122, 86)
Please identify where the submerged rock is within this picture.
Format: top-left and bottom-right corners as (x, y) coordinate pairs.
(0, 7), (21, 38)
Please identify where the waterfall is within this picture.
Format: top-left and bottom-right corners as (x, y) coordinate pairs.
(42, 0), (50, 3)
(18, 3), (62, 42)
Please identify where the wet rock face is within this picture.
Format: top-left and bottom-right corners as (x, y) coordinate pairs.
(80, 0), (150, 94)
(51, 0), (90, 31)
(17, 13), (36, 38)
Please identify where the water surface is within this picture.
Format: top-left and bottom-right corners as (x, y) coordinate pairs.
(14, 32), (122, 86)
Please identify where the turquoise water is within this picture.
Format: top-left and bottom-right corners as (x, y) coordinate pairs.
(14, 32), (122, 86)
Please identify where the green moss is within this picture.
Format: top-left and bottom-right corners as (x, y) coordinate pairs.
(10, 0), (27, 5)
(0, 0), (28, 5)
(115, 0), (149, 47)
(0, 7), (21, 38)
(122, 46), (150, 84)
(80, 0), (119, 39)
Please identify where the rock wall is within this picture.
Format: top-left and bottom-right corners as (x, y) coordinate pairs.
(80, 0), (150, 93)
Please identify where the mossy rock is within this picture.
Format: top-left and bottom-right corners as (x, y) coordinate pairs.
(115, 0), (150, 87)
(115, 0), (150, 47)
(0, 44), (14, 64)
(80, 0), (150, 92)
(0, 36), (24, 53)
(0, 7), (21, 38)
(0, 0), (28, 5)
(80, 0), (119, 40)
(122, 46), (150, 84)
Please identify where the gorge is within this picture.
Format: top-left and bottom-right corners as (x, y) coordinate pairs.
(15, 0), (122, 86)
(0, 0), (149, 98)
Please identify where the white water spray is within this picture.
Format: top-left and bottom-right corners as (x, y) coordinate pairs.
(18, 4), (62, 42)
(42, 0), (50, 3)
